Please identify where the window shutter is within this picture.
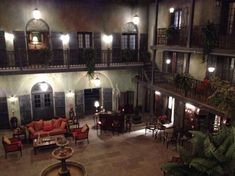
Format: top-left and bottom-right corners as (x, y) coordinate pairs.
(0, 31), (7, 67)
(13, 31), (27, 66)
(51, 32), (64, 65)
(94, 32), (101, 63)
(140, 33), (148, 51)
(112, 33), (121, 62)
(54, 92), (65, 117)
(75, 90), (84, 116)
(103, 88), (112, 111)
(68, 32), (78, 65)
(19, 95), (31, 125)
(0, 97), (9, 129)
(181, 7), (189, 27)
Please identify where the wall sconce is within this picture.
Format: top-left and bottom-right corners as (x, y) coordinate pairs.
(133, 14), (140, 25)
(60, 34), (70, 45)
(93, 76), (101, 87)
(185, 103), (197, 111)
(102, 34), (113, 45)
(4, 32), (14, 41)
(166, 59), (171, 64)
(155, 91), (161, 95)
(40, 81), (48, 92)
(9, 95), (17, 103)
(208, 67), (215, 73)
(32, 8), (41, 20)
(169, 7), (175, 13)
(66, 90), (74, 97)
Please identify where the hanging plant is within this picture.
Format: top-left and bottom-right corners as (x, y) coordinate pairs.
(201, 21), (218, 62)
(84, 48), (96, 79)
(208, 77), (235, 119)
(174, 73), (193, 96)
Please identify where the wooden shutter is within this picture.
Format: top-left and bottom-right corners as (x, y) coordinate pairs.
(13, 31), (27, 66)
(139, 33), (148, 61)
(75, 90), (84, 116)
(127, 91), (134, 106)
(94, 32), (101, 63)
(181, 7), (189, 27)
(220, 1), (230, 34)
(54, 92), (65, 117)
(112, 33), (121, 62)
(51, 32), (64, 65)
(0, 97), (9, 129)
(69, 32), (78, 65)
(0, 31), (7, 67)
(19, 95), (32, 125)
(176, 53), (184, 74)
(103, 88), (112, 111)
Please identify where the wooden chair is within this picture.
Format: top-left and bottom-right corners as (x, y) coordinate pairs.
(2, 136), (22, 159)
(72, 124), (89, 145)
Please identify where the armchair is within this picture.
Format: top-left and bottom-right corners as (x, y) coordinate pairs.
(72, 124), (89, 145)
(2, 136), (22, 159)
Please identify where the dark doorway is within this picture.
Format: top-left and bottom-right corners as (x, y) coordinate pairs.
(31, 82), (54, 120)
(0, 97), (9, 129)
(84, 88), (100, 114)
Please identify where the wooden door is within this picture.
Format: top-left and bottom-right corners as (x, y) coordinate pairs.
(13, 31), (27, 66)
(0, 97), (9, 129)
(84, 88), (100, 114)
(75, 90), (84, 116)
(0, 31), (7, 67)
(103, 88), (112, 111)
(54, 92), (65, 117)
(19, 95), (32, 125)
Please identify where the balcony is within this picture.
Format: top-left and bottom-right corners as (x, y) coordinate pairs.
(0, 49), (150, 74)
(191, 25), (235, 50)
(156, 27), (188, 46)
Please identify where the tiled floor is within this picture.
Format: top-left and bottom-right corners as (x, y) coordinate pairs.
(0, 116), (177, 176)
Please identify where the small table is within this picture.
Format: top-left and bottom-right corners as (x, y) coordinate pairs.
(13, 127), (27, 142)
(33, 135), (64, 155)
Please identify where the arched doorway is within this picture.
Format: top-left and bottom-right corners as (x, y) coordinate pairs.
(26, 19), (50, 65)
(31, 82), (54, 120)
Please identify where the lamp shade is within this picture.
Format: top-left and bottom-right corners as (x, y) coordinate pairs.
(208, 67), (215, 73)
(94, 76), (101, 87)
(133, 15), (140, 25)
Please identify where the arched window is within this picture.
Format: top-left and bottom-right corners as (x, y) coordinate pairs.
(122, 22), (138, 50)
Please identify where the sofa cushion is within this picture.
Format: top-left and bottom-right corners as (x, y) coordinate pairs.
(81, 124), (89, 133)
(49, 128), (65, 136)
(44, 120), (53, 127)
(43, 124), (53, 131)
(28, 126), (36, 134)
(3, 136), (11, 145)
(34, 120), (44, 131)
(52, 119), (62, 128)
(27, 121), (35, 128)
(60, 121), (67, 129)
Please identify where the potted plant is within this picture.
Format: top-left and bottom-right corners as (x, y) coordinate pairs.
(174, 73), (193, 96)
(162, 124), (235, 176)
(84, 48), (96, 79)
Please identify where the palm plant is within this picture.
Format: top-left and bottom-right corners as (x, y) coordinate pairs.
(162, 125), (235, 176)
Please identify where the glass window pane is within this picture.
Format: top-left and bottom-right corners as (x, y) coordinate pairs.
(85, 34), (91, 48)
(78, 34), (83, 48)
(130, 35), (136, 49)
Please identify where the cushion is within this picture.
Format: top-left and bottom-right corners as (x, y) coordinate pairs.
(28, 126), (36, 134)
(3, 136), (11, 145)
(44, 120), (53, 127)
(34, 120), (44, 131)
(60, 121), (67, 129)
(52, 119), (62, 128)
(43, 124), (53, 131)
(27, 121), (35, 128)
(81, 124), (88, 133)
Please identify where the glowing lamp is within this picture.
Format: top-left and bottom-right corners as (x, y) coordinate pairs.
(32, 8), (41, 20)
(166, 59), (171, 64)
(133, 15), (140, 25)
(169, 7), (175, 13)
(208, 67), (215, 73)
(40, 82), (48, 92)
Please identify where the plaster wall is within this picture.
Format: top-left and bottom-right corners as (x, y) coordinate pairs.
(0, 0), (148, 34)
(0, 69), (140, 124)
(189, 54), (207, 80)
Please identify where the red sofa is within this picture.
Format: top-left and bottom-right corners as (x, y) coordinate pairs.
(26, 117), (68, 140)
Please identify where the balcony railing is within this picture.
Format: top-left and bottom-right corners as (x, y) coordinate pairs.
(156, 27), (188, 46)
(0, 49), (150, 71)
(191, 25), (235, 50)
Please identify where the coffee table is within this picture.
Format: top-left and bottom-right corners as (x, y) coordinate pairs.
(33, 135), (65, 155)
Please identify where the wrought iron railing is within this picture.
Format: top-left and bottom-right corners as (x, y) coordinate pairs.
(0, 49), (150, 70)
(156, 27), (188, 46)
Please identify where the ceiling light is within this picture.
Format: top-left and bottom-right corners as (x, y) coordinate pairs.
(166, 59), (171, 64)
(155, 91), (161, 95)
(32, 8), (41, 20)
(94, 76), (101, 87)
